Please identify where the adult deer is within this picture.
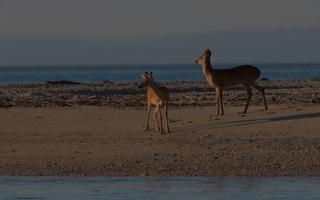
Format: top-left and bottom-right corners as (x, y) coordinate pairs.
(195, 49), (268, 115)
(138, 72), (170, 133)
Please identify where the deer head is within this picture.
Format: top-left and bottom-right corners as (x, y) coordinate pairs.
(138, 72), (154, 88)
(195, 49), (212, 65)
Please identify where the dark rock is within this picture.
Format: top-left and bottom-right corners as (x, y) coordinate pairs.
(46, 80), (81, 85)
(260, 77), (270, 81)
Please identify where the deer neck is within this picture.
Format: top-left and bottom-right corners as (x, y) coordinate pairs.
(148, 82), (162, 97)
(201, 58), (214, 77)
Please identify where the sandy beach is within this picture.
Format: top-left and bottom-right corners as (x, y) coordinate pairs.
(0, 80), (320, 176)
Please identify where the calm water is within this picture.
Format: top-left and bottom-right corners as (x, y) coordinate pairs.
(0, 63), (319, 84)
(0, 177), (320, 200)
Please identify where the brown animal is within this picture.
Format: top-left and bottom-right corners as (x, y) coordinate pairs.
(138, 72), (170, 133)
(195, 49), (268, 115)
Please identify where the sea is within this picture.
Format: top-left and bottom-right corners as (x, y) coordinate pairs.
(0, 63), (319, 84)
(1, 177), (320, 200)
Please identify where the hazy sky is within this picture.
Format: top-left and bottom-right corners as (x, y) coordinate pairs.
(1, 0), (319, 38)
(0, 0), (319, 65)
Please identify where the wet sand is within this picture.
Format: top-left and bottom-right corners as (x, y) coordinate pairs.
(0, 80), (319, 177)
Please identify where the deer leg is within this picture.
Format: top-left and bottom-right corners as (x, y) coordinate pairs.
(153, 107), (160, 132)
(215, 88), (220, 116)
(164, 105), (170, 133)
(242, 86), (252, 114)
(252, 84), (268, 111)
(145, 108), (151, 131)
(157, 105), (163, 134)
(218, 87), (224, 116)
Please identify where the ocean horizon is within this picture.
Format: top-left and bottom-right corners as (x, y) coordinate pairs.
(0, 63), (319, 84)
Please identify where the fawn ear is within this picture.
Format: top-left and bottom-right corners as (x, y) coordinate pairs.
(141, 74), (147, 80)
(148, 72), (153, 79)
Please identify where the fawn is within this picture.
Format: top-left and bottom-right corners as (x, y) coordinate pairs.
(138, 72), (170, 133)
(195, 49), (268, 115)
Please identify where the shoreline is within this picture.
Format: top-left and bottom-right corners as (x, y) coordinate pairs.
(0, 80), (319, 108)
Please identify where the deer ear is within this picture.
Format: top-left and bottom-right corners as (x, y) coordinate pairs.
(205, 49), (212, 56)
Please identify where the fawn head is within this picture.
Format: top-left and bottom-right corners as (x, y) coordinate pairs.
(195, 49), (212, 65)
(138, 72), (154, 88)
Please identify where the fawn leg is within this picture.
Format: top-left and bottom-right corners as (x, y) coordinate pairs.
(145, 108), (151, 131)
(157, 105), (163, 134)
(164, 105), (170, 133)
(153, 107), (160, 132)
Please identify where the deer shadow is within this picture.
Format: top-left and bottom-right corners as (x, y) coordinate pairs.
(226, 112), (320, 127)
